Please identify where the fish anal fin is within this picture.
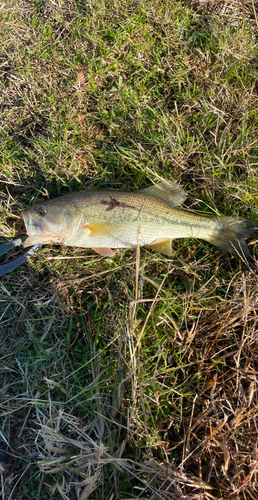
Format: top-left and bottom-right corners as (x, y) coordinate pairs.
(92, 247), (115, 257)
(146, 238), (173, 256)
(85, 222), (110, 237)
(141, 180), (186, 207)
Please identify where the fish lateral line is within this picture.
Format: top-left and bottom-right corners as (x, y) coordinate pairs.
(100, 195), (135, 212)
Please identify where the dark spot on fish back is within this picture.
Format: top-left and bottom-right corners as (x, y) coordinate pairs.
(100, 196), (135, 213)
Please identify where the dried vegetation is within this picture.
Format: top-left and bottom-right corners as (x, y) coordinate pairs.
(0, 0), (258, 499)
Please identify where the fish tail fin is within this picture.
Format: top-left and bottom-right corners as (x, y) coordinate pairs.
(204, 217), (258, 258)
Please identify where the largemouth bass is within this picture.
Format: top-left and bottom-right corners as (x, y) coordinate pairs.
(21, 181), (257, 259)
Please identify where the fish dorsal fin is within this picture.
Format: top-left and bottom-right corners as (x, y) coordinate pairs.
(146, 238), (173, 256)
(141, 180), (186, 207)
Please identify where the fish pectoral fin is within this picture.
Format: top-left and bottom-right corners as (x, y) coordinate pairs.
(141, 180), (186, 207)
(146, 238), (173, 256)
(92, 247), (116, 257)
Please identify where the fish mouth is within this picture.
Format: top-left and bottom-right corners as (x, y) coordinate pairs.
(22, 211), (43, 236)
(21, 211), (66, 248)
(22, 211), (47, 247)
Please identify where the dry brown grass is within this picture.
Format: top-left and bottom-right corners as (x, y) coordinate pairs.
(1, 0), (258, 499)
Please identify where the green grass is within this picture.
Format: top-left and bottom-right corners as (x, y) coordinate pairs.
(1, 0), (258, 499)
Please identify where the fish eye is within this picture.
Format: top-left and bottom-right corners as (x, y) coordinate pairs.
(36, 206), (47, 216)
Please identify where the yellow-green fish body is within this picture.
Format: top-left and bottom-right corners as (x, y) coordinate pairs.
(22, 181), (258, 258)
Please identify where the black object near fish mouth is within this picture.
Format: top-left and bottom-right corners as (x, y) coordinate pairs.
(0, 236), (41, 277)
(0, 450), (9, 462)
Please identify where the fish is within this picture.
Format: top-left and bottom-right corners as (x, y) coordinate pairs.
(21, 180), (257, 259)
(0, 180), (257, 277)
